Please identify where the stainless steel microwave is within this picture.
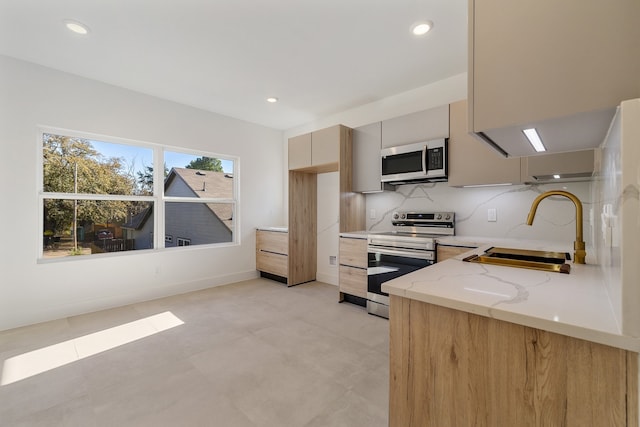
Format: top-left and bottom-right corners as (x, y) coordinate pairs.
(381, 138), (448, 184)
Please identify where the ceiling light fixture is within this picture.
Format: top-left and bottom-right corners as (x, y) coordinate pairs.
(523, 128), (546, 152)
(553, 174), (561, 179)
(64, 20), (90, 35)
(412, 21), (433, 36)
(266, 97), (278, 103)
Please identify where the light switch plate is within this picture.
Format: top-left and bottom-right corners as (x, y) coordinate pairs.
(487, 208), (497, 222)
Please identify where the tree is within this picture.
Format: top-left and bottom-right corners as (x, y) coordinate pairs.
(42, 134), (136, 235)
(135, 163), (168, 195)
(185, 156), (223, 172)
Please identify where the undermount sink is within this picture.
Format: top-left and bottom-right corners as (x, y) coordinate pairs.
(463, 247), (571, 274)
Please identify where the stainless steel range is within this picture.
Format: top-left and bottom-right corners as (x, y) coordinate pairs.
(367, 211), (455, 318)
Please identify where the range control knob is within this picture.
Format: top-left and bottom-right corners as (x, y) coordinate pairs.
(400, 213), (406, 219)
(436, 214), (442, 220)
(445, 214), (451, 220)
(392, 212), (399, 220)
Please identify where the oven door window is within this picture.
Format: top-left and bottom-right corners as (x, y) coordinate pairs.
(367, 251), (433, 296)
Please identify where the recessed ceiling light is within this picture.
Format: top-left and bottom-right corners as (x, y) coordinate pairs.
(523, 128), (546, 152)
(266, 97), (278, 103)
(412, 21), (433, 36)
(64, 20), (90, 35)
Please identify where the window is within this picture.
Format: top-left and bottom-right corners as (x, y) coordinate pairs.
(176, 238), (191, 246)
(39, 130), (237, 260)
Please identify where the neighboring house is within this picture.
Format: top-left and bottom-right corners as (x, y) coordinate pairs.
(122, 168), (233, 249)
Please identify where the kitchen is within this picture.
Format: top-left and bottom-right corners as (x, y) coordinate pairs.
(262, 0), (639, 424)
(1, 0), (639, 425)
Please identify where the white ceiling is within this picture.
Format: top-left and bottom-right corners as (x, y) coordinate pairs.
(0, 0), (468, 130)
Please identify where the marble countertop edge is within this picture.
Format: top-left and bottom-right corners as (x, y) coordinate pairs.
(383, 248), (640, 352)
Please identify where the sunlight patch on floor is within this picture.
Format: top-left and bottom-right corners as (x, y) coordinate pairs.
(1, 311), (184, 386)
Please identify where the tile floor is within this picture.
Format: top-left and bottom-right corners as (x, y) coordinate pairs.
(0, 279), (389, 426)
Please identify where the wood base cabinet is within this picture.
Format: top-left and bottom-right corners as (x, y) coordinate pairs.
(389, 295), (638, 427)
(436, 244), (477, 263)
(256, 230), (288, 281)
(338, 236), (368, 299)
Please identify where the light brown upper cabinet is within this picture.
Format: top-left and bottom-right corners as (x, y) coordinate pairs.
(288, 133), (312, 170)
(468, 0), (640, 157)
(381, 105), (449, 149)
(352, 122), (383, 193)
(448, 99), (521, 187)
(288, 126), (341, 172)
(521, 149), (597, 184)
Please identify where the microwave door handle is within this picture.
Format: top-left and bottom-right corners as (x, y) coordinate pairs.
(422, 145), (428, 174)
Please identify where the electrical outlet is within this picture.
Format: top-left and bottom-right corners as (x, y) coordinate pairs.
(329, 255), (337, 266)
(487, 208), (497, 222)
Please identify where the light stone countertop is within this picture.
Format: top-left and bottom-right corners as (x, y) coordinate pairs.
(382, 238), (640, 352)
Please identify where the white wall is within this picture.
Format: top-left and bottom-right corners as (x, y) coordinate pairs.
(0, 56), (285, 331)
(316, 172), (339, 284)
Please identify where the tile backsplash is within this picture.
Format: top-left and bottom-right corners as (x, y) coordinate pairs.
(366, 181), (593, 247)
(592, 99), (640, 337)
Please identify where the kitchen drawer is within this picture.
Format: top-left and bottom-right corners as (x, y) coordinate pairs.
(339, 237), (367, 269)
(339, 265), (367, 299)
(256, 230), (288, 255)
(256, 250), (288, 278)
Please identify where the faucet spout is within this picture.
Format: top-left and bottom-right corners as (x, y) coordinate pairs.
(526, 190), (586, 264)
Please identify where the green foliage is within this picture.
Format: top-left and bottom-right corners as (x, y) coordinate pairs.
(185, 156), (223, 172)
(69, 247), (84, 256)
(42, 134), (137, 234)
(135, 163), (168, 195)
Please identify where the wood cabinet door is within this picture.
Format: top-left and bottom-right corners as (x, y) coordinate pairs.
(389, 296), (637, 427)
(256, 251), (288, 277)
(288, 133), (312, 170)
(256, 230), (288, 255)
(339, 237), (367, 268)
(338, 265), (367, 298)
(436, 244), (475, 263)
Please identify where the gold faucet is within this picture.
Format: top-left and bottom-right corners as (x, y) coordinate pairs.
(526, 190), (586, 264)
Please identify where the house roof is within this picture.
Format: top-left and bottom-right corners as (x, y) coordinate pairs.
(122, 206), (153, 230)
(122, 167), (234, 232)
(165, 168), (234, 231)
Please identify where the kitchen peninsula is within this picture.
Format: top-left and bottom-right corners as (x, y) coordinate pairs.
(384, 240), (639, 426)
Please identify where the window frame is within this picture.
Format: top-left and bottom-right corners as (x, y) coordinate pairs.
(37, 127), (239, 262)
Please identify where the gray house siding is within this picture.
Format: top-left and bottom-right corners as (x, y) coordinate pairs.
(165, 177), (198, 198)
(165, 202), (232, 246)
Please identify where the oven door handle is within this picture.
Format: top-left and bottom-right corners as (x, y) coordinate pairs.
(369, 247), (435, 261)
